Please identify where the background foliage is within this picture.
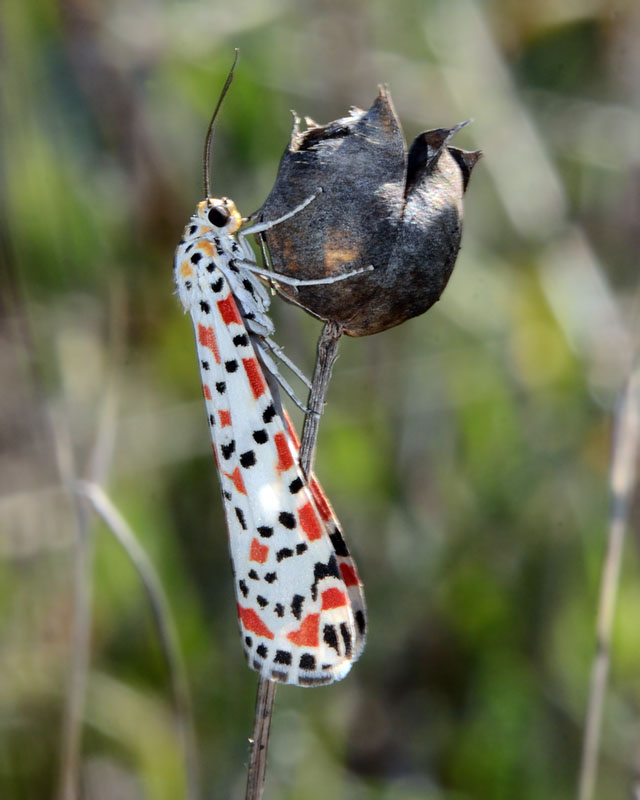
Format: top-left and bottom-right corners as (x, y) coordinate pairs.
(2, 1), (639, 798)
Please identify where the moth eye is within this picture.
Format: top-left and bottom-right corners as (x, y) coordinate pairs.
(208, 206), (230, 227)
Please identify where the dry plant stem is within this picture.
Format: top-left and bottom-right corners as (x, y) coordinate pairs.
(577, 369), (640, 800)
(244, 320), (344, 800)
(78, 482), (200, 800)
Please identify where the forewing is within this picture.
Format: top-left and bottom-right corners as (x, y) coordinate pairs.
(177, 235), (364, 685)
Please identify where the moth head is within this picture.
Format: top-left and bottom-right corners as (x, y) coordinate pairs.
(197, 197), (242, 234)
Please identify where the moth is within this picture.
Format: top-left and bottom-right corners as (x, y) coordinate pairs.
(173, 54), (366, 685)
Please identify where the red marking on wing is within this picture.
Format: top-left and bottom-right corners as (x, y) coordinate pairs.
(242, 357), (267, 400)
(282, 409), (333, 523)
(197, 323), (221, 364)
(249, 538), (269, 564)
(282, 409), (301, 448)
(321, 587), (347, 610)
(203, 384), (212, 400)
(287, 613), (319, 647)
(219, 409), (232, 427)
(217, 294), (243, 326)
(298, 500), (323, 541)
(339, 563), (359, 587)
(309, 478), (332, 522)
(274, 432), (294, 473)
(237, 606), (274, 640)
(223, 466), (246, 495)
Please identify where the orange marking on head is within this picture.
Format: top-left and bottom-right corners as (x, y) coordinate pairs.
(203, 384), (212, 400)
(218, 409), (232, 427)
(321, 587), (347, 610)
(237, 606), (274, 639)
(223, 466), (246, 495)
(249, 538), (269, 564)
(287, 613), (319, 648)
(274, 432), (294, 473)
(339, 563), (359, 587)
(310, 478), (332, 522)
(199, 241), (215, 257)
(181, 260), (193, 279)
(217, 295), (243, 326)
(242, 358), (267, 400)
(298, 500), (323, 541)
(197, 323), (221, 364)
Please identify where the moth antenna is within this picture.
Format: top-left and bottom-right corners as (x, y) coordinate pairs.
(203, 49), (239, 201)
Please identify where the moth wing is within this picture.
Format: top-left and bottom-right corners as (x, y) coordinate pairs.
(187, 246), (364, 685)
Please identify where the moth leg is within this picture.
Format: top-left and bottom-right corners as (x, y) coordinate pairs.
(263, 336), (312, 389)
(232, 259), (374, 287)
(255, 342), (318, 417)
(239, 190), (321, 238)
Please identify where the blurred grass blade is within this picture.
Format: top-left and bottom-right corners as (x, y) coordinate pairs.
(77, 481), (200, 800)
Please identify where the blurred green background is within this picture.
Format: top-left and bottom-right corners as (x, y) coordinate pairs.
(2, 1), (639, 798)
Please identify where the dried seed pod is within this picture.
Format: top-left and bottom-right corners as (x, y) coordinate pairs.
(258, 87), (481, 336)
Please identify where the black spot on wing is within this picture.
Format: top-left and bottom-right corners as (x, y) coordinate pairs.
(240, 450), (256, 468)
(314, 555), (340, 582)
(340, 622), (353, 658)
(279, 512), (296, 529)
(299, 673), (332, 686)
(262, 404), (276, 424)
(311, 555), (341, 601)
(221, 441), (235, 460)
(274, 650), (292, 665)
(323, 624), (339, 654)
(329, 529), (349, 558)
(299, 653), (315, 670)
(257, 644), (268, 658)
(289, 477), (303, 494)
(291, 594), (304, 620)
(257, 526), (273, 539)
